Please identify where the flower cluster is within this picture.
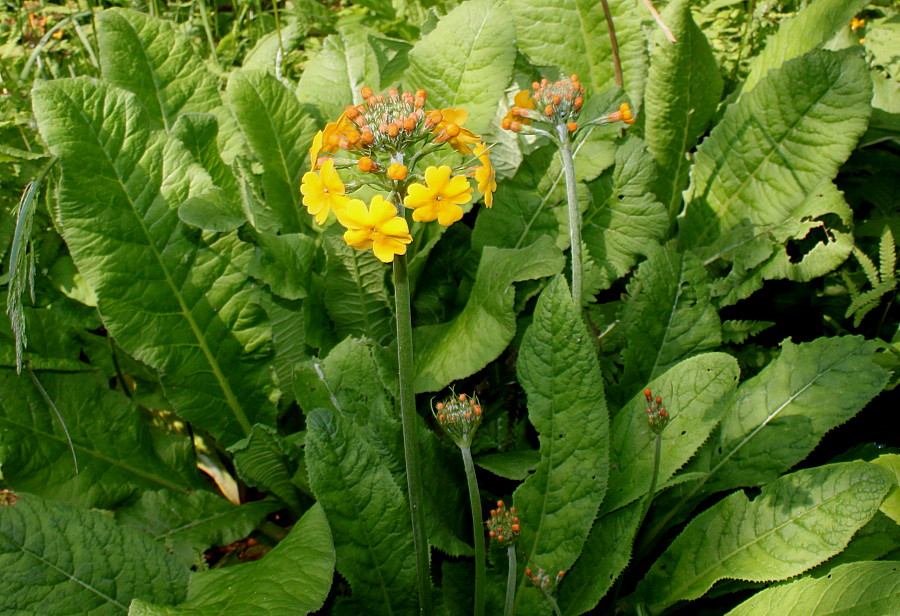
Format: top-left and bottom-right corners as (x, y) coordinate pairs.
(487, 500), (519, 547)
(300, 87), (495, 263)
(501, 74), (635, 138)
(643, 388), (670, 435)
(524, 566), (565, 592)
(433, 392), (483, 448)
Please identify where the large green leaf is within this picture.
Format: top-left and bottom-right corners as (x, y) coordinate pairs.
(129, 503), (334, 616)
(323, 230), (395, 345)
(404, 0), (516, 132)
(704, 336), (889, 494)
(602, 353), (739, 514)
(742, 0), (870, 95)
(637, 461), (894, 613)
(116, 490), (279, 568)
(615, 243), (721, 404)
(229, 424), (306, 513)
(643, 0), (723, 219)
(1, 493), (189, 615)
(582, 136), (668, 291)
(413, 235), (564, 392)
(305, 408), (418, 615)
(725, 561), (900, 616)
(508, 0), (646, 104)
(512, 275), (609, 614)
(32, 77), (276, 446)
(97, 9), (221, 132)
(0, 370), (193, 509)
(680, 50), (871, 248)
(226, 70), (318, 234)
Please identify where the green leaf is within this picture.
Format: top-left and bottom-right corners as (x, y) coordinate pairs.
(305, 408), (418, 615)
(97, 9), (221, 132)
(643, 0), (723, 219)
(721, 320), (775, 344)
(226, 70), (318, 234)
(724, 561), (900, 616)
(474, 450), (541, 480)
(582, 136), (668, 291)
(681, 50), (872, 249)
(170, 113), (239, 198)
(1, 492), (189, 615)
(603, 353), (739, 514)
(810, 512), (900, 576)
(413, 235), (564, 392)
(559, 502), (642, 616)
(117, 490), (279, 568)
(508, 0), (646, 104)
(129, 503), (334, 616)
(404, 0), (516, 132)
(248, 232), (317, 301)
(32, 77), (276, 446)
(229, 424), (306, 513)
(323, 230), (395, 345)
(513, 275), (609, 612)
(615, 243), (721, 404)
(705, 336), (890, 494)
(742, 0), (870, 95)
(873, 454), (900, 524)
(242, 23), (308, 72)
(0, 370), (193, 509)
(637, 461), (894, 613)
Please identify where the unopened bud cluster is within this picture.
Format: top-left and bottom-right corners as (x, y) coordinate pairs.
(643, 388), (670, 435)
(487, 500), (519, 547)
(524, 565), (565, 592)
(433, 392), (483, 448)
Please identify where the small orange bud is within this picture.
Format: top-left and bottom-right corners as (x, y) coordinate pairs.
(510, 507), (516, 513)
(403, 117), (417, 132)
(511, 523), (520, 533)
(489, 530), (496, 537)
(525, 568), (533, 576)
(387, 123), (400, 138)
(358, 157), (376, 172)
(644, 388), (652, 399)
(438, 413), (445, 422)
(473, 404), (482, 416)
(570, 73), (578, 82)
(388, 88), (399, 100)
(459, 393), (467, 401)
(445, 124), (461, 138)
(553, 94), (562, 106)
(532, 81), (540, 91)
(387, 163), (407, 180)
(497, 500), (504, 507)
(361, 129), (375, 145)
(544, 105), (554, 117)
(436, 402), (444, 411)
(345, 105), (360, 119)
(360, 86), (373, 99)
(574, 97), (583, 109)
(427, 110), (443, 127)
(328, 134), (342, 148)
(347, 130), (360, 145)
(501, 118), (512, 130)
(567, 122), (578, 132)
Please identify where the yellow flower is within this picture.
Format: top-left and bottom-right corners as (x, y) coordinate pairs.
(300, 159), (349, 225)
(431, 108), (480, 155)
(309, 130), (324, 171)
(336, 195), (413, 263)
(503, 90), (537, 126)
(405, 165), (473, 226)
(473, 142), (495, 209)
(322, 112), (359, 152)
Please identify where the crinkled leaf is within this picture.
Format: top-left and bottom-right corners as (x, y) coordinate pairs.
(305, 408), (418, 615)
(414, 235), (564, 392)
(615, 243), (721, 405)
(475, 450), (541, 480)
(117, 490), (279, 568)
(1, 493), (189, 615)
(226, 70), (318, 234)
(582, 136), (668, 291)
(170, 113), (238, 197)
(681, 50), (871, 249)
(742, 0), (869, 95)
(725, 561), (900, 616)
(873, 454), (900, 524)
(513, 276), (609, 613)
(97, 8), (221, 131)
(643, 0), (723, 218)
(721, 320), (775, 344)
(229, 424), (306, 513)
(638, 461), (894, 613)
(0, 370), (193, 509)
(129, 503), (334, 616)
(705, 336), (889, 494)
(603, 353), (739, 514)
(810, 512), (900, 577)
(404, 0), (516, 132)
(323, 231), (395, 345)
(32, 77), (276, 446)
(248, 232), (317, 301)
(508, 0), (646, 104)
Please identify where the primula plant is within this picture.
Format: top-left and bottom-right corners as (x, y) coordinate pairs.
(1, 1), (899, 616)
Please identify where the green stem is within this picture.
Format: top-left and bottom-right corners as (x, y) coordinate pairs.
(599, 0), (624, 87)
(505, 546), (517, 616)
(557, 125), (582, 307)
(393, 252), (433, 616)
(196, 0), (221, 71)
(541, 588), (564, 616)
(461, 446), (485, 616)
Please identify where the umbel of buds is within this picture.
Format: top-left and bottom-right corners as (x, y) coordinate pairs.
(487, 500), (520, 547)
(433, 392), (483, 448)
(643, 388), (671, 435)
(524, 565), (565, 591)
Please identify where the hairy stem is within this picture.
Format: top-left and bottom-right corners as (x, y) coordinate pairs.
(393, 245), (433, 615)
(557, 125), (582, 307)
(541, 588), (564, 616)
(600, 0), (624, 87)
(505, 546), (517, 616)
(461, 446), (485, 616)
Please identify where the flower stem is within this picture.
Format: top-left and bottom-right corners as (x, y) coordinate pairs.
(540, 588), (564, 616)
(461, 446), (485, 616)
(393, 252), (432, 615)
(504, 546), (517, 616)
(557, 124), (582, 307)
(600, 0), (624, 87)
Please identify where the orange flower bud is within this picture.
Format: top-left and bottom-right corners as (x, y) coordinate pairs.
(570, 73), (578, 82)
(567, 122), (577, 132)
(347, 130), (360, 145)
(358, 156), (376, 172)
(553, 94), (562, 106)
(544, 105), (554, 117)
(501, 118), (512, 130)
(327, 134), (342, 148)
(388, 88), (399, 100)
(387, 163), (408, 181)
(387, 123), (400, 138)
(531, 81), (540, 91)
(473, 404), (482, 416)
(574, 97), (583, 109)
(345, 105), (360, 120)
(526, 568), (533, 577)
(436, 402), (444, 411)
(415, 89), (426, 100)
(426, 110), (443, 127)
(459, 393), (467, 401)
(497, 499), (504, 507)
(361, 129), (375, 145)
(360, 86), (373, 99)
(445, 124), (460, 138)
(511, 523), (520, 533)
